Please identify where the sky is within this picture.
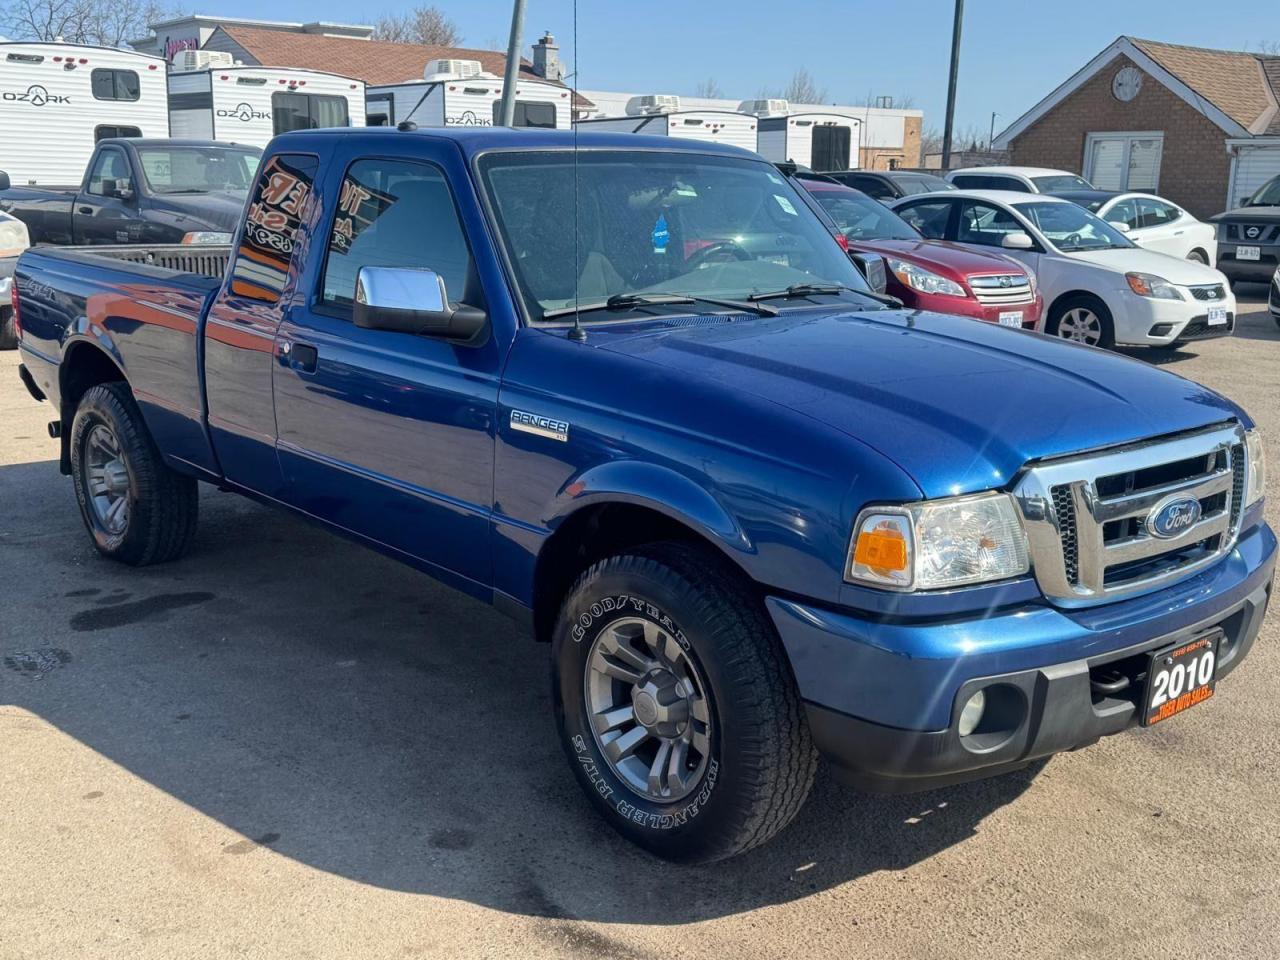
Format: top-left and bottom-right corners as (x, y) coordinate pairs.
(152, 0), (1280, 136)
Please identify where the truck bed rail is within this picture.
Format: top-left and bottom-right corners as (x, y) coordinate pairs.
(42, 244), (232, 280)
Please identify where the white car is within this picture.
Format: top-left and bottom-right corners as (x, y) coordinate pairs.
(1271, 267), (1279, 328)
(0, 208), (29, 350)
(946, 166), (1094, 194)
(1048, 191), (1217, 264)
(891, 190), (1235, 349)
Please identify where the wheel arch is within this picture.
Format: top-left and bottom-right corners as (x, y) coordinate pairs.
(57, 339), (129, 474)
(1047, 288), (1112, 321)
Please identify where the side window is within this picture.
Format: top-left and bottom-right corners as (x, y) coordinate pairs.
(86, 149), (130, 196)
(1138, 198), (1179, 227)
(949, 174), (982, 190)
(94, 125), (143, 142)
(993, 177), (1031, 193)
(320, 158), (478, 313)
(91, 69), (141, 102)
(897, 200), (953, 239)
(957, 201), (1022, 247)
(853, 176), (893, 200)
(230, 153), (319, 304)
(1108, 198), (1141, 229)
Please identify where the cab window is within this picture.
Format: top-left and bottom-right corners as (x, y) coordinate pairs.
(86, 148), (131, 196)
(320, 158), (479, 314)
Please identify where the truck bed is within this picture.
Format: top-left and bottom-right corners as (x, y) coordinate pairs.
(33, 243), (231, 280)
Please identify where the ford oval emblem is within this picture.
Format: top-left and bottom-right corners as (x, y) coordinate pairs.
(1148, 496), (1202, 539)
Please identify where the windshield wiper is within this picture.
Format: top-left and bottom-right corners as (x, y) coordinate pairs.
(749, 283), (892, 308)
(542, 292), (778, 320)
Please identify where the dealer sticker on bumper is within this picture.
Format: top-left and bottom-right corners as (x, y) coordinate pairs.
(998, 311), (1023, 327)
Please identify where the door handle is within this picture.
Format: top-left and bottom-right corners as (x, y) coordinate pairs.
(281, 340), (318, 373)
(78, 206), (94, 215)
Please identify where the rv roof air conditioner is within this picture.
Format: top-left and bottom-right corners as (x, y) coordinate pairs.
(172, 49), (235, 72)
(423, 59), (485, 82)
(627, 94), (681, 116)
(739, 99), (789, 117)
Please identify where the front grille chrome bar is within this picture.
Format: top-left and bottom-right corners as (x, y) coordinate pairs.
(1012, 423), (1246, 607)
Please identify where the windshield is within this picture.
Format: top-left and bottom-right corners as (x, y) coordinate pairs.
(136, 146), (263, 195)
(1032, 174), (1093, 191)
(808, 186), (920, 241)
(1013, 201), (1133, 252)
(479, 150), (874, 322)
(1247, 176), (1280, 207)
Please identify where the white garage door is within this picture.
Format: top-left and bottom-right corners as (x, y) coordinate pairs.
(1230, 145), (1280, 207)
(1085, 133), (1163, 191)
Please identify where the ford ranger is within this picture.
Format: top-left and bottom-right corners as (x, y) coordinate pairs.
(11, 128), (1275, 864)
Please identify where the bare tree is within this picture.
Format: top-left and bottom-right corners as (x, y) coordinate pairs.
(1255, 40), (1280, 55)
(373, 5), (460, 46)
(760, 69), (828, 105)
(3, 0), (170, 46)
(693, 77), (723, 99)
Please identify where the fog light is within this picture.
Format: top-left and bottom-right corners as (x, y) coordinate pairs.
(958, 690), (986, 737)
(1148, 323), (1174, 338)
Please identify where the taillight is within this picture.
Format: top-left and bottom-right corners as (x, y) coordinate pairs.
(835, 233), (849, 252)
(10, 279), (21, 339)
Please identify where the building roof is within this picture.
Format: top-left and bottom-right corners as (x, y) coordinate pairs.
(994, 36), (1280, 148)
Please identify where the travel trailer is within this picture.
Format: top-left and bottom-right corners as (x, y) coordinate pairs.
(575, 96), (760, 151)
(366, 59), (571, 130)
(747, 103), (862, 171)
(168, 52), (365, 147)
(0, 41), (168, 186)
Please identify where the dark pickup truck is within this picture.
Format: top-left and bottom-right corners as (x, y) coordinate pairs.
(0, 138), (261, 247)
(12, 128), (1275, 863)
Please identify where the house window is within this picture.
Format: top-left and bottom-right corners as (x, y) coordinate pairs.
(1084, 132), (1163, 192)
(91, 69), (141, 102)
(271, 92), (350, 135)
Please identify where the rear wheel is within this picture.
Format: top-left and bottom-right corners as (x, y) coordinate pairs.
(70, 382), (198, 565)
(0, 306), (15, 350)
(1048, 295), (1115, 349)
(553, 543), (817, 863)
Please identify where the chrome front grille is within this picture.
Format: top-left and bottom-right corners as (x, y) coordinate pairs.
(1014, 423), (1246, 606)
(969, 273), (1033, 305)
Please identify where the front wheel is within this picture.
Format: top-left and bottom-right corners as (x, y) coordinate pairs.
(70, 382), (199, 565)
(553, 543), (817, 863)
(1048, 295), (1115, 349)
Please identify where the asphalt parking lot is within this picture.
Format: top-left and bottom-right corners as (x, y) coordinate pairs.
(1, 289), (1277, 960)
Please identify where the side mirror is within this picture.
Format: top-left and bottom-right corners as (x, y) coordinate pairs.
(104, 178), (134, 201)
(353, 266), (487, 342)
(1001, 231), (1034, 250)
(1108, 221), (1131, 233)
(849, 251), (888, 294)
(0, 170), (9, 192)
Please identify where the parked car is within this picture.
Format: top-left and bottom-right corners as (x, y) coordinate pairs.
(0, 138), (261, 246)
(947, 166), (1094, 193)
(13, 128), (1275, 864)
(819, 169), (956, 202)
(1271, 266), (1280, 326)
(795, 177), (1043, 328)
(1051, 191), (1217, 264)
(892, 190), (1236, 349)
(1211, 174), (1280, 287)
(0, 207), (29, 349)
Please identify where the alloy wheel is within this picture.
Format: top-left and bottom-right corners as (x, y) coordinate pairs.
(84, 424), (131, 535)
(1056, 307), (1103, 345)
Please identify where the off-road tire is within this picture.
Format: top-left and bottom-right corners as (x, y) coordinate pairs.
(70, 382), (198, 565)
(553, 542), (817, 863)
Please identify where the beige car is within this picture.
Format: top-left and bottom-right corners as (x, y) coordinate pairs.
(1, 207), (29, 349)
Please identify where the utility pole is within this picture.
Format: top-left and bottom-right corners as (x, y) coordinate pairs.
(941, 0), (964, 170)
(989, 112), (999, 151)
(497, 0), (528, 127)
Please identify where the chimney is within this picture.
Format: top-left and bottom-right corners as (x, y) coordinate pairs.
(532, 32), (563, 81)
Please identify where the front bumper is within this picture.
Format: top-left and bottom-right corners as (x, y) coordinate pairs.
(905, 289), (1044, 331)
(1217, 246), (1279, 283)
(769, 517), (1275, 793)
(1111, 286), (1236, 345)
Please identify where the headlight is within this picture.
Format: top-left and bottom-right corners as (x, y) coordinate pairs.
(182, 231), (233, 245)
(885, 257), (967, 297)
(1126, 272), (1184, 300)
(0, 215), (29, 257)
(847, 491), (1030, 591)
(1245, 429), (1266, 508)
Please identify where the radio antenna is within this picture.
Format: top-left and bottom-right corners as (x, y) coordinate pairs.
(567, 0), (586, 343)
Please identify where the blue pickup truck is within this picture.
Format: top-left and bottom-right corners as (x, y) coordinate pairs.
(12, 128), (1275, 863)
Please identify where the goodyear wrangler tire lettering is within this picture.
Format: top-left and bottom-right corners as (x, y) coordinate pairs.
(552, 543), (818, 863)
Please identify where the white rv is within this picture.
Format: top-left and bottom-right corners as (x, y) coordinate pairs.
(0, 41), (168, 186)
(366, 59), (571, 130)
(168, 53), (366, 148)
(575, 96), (760, 151)
(749, 104), (862, 171)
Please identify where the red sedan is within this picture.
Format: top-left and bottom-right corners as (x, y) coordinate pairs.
(797, 178), (1044, 330)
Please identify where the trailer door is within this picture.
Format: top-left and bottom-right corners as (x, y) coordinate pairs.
(812, 125), (851, 171)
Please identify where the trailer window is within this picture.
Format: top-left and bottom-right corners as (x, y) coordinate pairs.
(272, 93), (350, 134)
(95, 125), (143, 142)
(91, 69), (141, 102)
(492, 100), (557, 129)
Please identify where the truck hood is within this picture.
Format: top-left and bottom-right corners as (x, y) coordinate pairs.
(848, 238), (1024, 279)
(1210, 205), (1280, 223)
(1066, 247), (1227, 284)
(591, 307), (1246, 498)
(149, 191), (245, 233)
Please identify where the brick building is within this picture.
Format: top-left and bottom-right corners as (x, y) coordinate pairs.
(994, 37), (1280, 218)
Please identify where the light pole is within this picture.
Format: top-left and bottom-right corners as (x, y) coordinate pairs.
(989, 112), (999, 152)
(497, 0), (528, 127)
(941, 0), (964, 170)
